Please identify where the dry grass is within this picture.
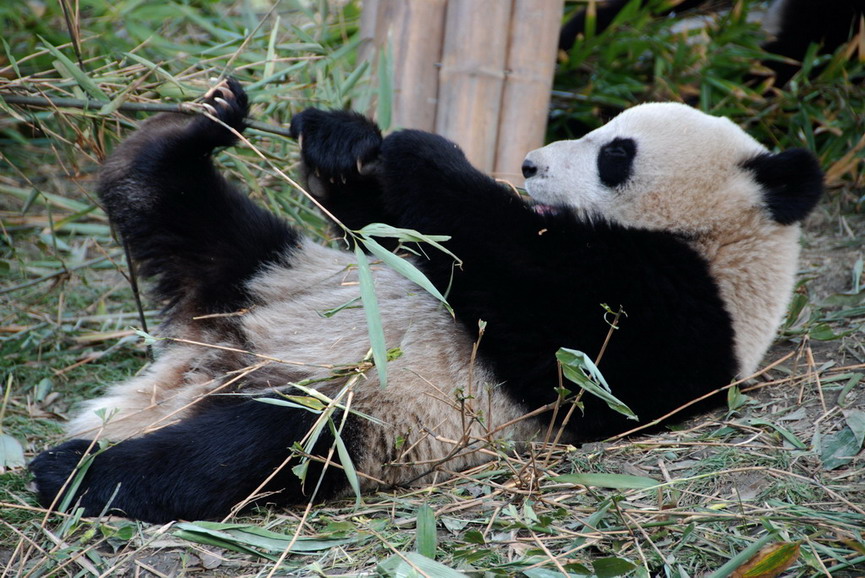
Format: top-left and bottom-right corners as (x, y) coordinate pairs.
(1, 0), (864, 576)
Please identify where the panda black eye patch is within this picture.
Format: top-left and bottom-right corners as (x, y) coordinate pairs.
(598, 137), (637, 188)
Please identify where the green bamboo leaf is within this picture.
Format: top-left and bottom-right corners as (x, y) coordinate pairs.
(354, 244), (388, 388)
(255, 395), (324, 413)
(820, 424), (864, 470)
(122, 52), (187, 90)
(378, 552), (468, 578)
(593, 556), (638, 578)
(58, 446), (100, 513)
(556, 348), (638, 421)
(358, 224), (455, 256)
(361, 236), (452, 315)
(376, 41), (393, 130)
(328, 418), (362, 507)
(174, 521), (357, 558)
(264, 15), (279, 81)
(0, 433), (25, 470)
(745, 418), (807, 449)
(339, 59), (371, 100)
(358, 223), (445, 240)
(415, 504), (437, 559)
(553, 472), (659, 490)
(40, 38), (108, 101)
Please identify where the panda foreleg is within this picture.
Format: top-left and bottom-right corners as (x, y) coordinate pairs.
(290, 108), (399, 237)
(29, 394), (360, 523)
(99, 79), (298, 313)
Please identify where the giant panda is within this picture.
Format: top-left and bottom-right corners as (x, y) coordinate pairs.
(29, 79), (823, 523)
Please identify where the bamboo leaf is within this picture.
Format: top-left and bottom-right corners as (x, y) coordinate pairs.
(376, 40), (393, 130)
(255, 395), (324, 413)
(415, 504), (437, 559)
(730, 541), (800, 578)
(174, 521), (356, 558)
(361, 236), (452, 315)
(820, 426), (862, 469)
(554, 472), (659, 490)
(556, 348), (638, 421)
(40, 38), (108, 101)
(745, 419), (807, 450)
(359, 224), (456, 258)
(707, 533), (778, 578)
(354, 244), (388, 388)
(328, 418), (362, 507)
(593, 556), (638, 578)
(0, 433), (25, 470)
(378, 552), (467, 578)
(264, 15), (279, 81)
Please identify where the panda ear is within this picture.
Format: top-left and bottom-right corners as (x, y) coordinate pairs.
(742, 149), (824, 225)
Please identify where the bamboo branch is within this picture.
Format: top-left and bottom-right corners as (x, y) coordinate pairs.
(0, 92), (294, 139)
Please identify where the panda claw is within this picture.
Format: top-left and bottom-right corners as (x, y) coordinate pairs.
(201, 103), (217, 116)
(214, 97), (230, 109)
(297, 134), (303, 151)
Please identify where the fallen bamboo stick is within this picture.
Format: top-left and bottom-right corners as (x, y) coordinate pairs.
(0, 93), (294, 139)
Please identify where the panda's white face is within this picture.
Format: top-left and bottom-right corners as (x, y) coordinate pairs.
(523, 103), (770, 235)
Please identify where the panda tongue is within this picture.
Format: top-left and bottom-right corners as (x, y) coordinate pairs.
(531, 204), (560, 217)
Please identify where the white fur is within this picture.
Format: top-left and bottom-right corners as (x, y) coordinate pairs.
(524, 103), (803, 376)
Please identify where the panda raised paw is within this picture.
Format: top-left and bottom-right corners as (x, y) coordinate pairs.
(290, 108), (383, 195)
(190, 77), (249, 146)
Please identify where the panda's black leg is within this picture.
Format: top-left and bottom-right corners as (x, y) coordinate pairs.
(29, 396), (360, 523)
(99, 79), (298, 313)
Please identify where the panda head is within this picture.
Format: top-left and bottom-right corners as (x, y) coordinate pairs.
(522, 102), (823, 235)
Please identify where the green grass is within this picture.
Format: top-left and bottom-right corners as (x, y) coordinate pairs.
(1, 0), (864, 575)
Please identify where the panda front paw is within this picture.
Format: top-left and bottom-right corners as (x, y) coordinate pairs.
(29, 439), (95, 511)
(290, 109), (383, 198)
(191, 77), (249, 147)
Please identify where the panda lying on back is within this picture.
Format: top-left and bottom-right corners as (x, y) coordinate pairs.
(30, 79), (823, 523)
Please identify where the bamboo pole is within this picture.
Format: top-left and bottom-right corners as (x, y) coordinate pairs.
(495, 0), (564, 184)
(361, 1), (564, 180)
(434, 0), (513, 173)
(359, 0), (447, 131)
(390, 0), (448, 132)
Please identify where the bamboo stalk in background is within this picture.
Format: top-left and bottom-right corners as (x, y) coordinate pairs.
(435, 0), (513, 173)
(496, 0), (564, 183)
(361, 1), (564, 182)
(359, 0), (447, 132)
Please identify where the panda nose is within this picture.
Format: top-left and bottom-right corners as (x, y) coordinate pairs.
(521, 159), (538, 179)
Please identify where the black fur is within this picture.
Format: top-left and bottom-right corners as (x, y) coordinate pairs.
(292, 111), (737, 436)
(742, 149), (824, 225)
(597, 137), (637, 188)
(98, 78), (298, 314)
(29, 394), (358, 522)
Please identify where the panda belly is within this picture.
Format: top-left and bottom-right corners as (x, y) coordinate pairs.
(241, 241), (542, 487)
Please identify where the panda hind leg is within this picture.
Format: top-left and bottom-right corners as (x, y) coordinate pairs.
(29, 394), (361, 523)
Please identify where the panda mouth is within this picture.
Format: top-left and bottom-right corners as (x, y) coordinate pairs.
(531, 203), (562, 217)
